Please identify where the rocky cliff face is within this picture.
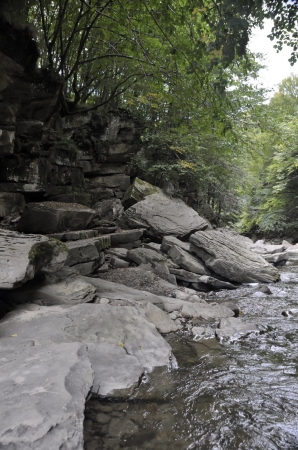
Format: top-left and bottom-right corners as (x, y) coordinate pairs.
(0, 13), (142, 219)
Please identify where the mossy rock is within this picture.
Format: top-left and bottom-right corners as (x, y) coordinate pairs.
(122, 177), (161, 208)
(29, 238), (68, 274)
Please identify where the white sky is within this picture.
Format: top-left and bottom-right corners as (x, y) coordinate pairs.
(249, 19), (298, 96)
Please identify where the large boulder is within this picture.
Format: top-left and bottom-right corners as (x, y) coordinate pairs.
(0, 229), (68, 289)
(18, 201), (95, 234)
(190, 229), (280, 283)
(122, 177), (162, 208)
(0, 303), (173, 397)
(121, 194), (209, 239)
(168, 245), (210, 275)
(0, 341), (93, 450)
(92, 198), (124, 222)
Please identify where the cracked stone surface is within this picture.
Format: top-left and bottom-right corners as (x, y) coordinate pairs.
(0, 303), (173, 397)
(190, 228), (280, 283)
(121, 194), (209, 238)
(0, 229), (68, 289)
(0, 341), (93, 450)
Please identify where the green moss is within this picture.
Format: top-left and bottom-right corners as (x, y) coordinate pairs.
(29, 239), (68, 265)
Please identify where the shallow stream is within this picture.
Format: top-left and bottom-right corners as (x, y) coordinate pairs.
(84, 255), (298, 450)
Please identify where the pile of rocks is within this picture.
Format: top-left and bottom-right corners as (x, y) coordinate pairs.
(0, 177), (281, 449)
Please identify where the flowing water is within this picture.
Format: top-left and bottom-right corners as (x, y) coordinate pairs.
(84, 255), (298, 450)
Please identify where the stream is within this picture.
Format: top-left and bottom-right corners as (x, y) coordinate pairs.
(84, 254), (298, 450)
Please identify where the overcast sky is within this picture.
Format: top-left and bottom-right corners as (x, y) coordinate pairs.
(248, 19), (298, 96)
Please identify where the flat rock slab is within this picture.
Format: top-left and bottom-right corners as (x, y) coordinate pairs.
(18, 201), (95, 234)
(161, 235), (190, 253)
(198, 275), (236, 290)
(168, 245), (210, 275)
(85, 277), (166, 306)
(121, 194), (209, 238)
(145, 303), (179, 333)
(0, 303), (172, 397)
(65, 235), (110, 266)
(0, 229), (68, 289)
(127, 247), (167, 265)
(0, 341), (93, 450)
(108, 229), (144, 246)
(3, 268), (97, 306)
(190, 229), (280, 283)
(216, 317), (259, 339)
(181, 302), (234, 320)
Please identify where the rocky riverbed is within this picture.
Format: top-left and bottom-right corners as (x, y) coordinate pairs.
(0, 179), (294, 449)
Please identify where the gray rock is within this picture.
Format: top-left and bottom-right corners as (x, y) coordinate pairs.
(143, 242), (162, 252)
(152, 262), (177, 286)
(145, 303), (179, 333)
(216, 317), (259, 339)
(93, 198), (124, 222)
(65, 235), (110, 266)
(249, 243), (285, 254)
(0, 303), (173, 396)
(196, 275), (236, 290)
(0, 341), (93, 450)
(127, 247), (167, 265)
(263, 252), (288, 264)
(85, 277), (166, 306)
(109, 229), (144, 246)
(121, 194), (209, 238)
(190, 229), (280, 283)
(122, 177), (162, 208)
(0, 192), (25, 218)
(170, 268), (201, 283)
(0, 229), (68, 289)
(110, 257), (130, 268)
(161, 235), (190, 254)
(106, 247), (128, 260)
(168, 245), (210, 275)
(18, 201), (95, 234)
(48, 229), (99, 241)
(180, 302), (234, 320)
(2, 268), (96, 305)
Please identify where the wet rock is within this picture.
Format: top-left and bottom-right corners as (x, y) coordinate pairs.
(190, 229), (280, 283)
(0, 342), (93, 450)
(122, 177), (162, 208)
(263, 252), (288, 265)
(18, 201), (95, 234)
(108, 417), (139, 438)
(121, 194), (209, 239)
(0, 229), (68, 289)
(145, 303), (179, 333)
(2, 268), (97, 306)
(192, 326), (214, 338)
(181, 302), (234, 320)
(168, 245), (210, 275)
(216, 317), (259, 339)
(96, 413), (111, 424)
(0, 303), (172, 397)
(194, 275), (236, 290)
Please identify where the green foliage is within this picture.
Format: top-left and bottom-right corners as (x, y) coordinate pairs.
(238, 75), (298, 237)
